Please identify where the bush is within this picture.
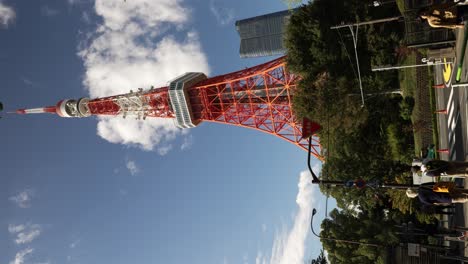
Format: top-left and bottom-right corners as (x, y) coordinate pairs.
(386, 123), (406, 160)
(399, 97), (415, 121)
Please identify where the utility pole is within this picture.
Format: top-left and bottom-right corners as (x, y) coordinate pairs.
(372, 57), (451, 71)
(330, 16), (403, 30)
(348, 90), (402, 96)
(372, 63), (445, 71)
(330, 24), (365, 107)
(330, 16), (403, 107)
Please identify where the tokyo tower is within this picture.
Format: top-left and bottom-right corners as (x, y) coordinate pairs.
(15, 56), (322, 159)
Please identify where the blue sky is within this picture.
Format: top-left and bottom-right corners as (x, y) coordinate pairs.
(1, 0), (335, 264)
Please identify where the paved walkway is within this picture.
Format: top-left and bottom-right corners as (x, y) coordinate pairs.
(433, 27), (468, 259)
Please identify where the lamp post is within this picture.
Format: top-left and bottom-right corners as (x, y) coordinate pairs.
(306, 138), (415, 189)
(310, 208), (382, 248)
(310, 209), (322, 238)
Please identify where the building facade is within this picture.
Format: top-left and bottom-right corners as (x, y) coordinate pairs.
(235, 9), (296, 58)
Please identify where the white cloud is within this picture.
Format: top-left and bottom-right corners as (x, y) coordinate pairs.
(9, 189), (34, 208)
(9, 248), (34, 264)
(255, 252), (266, 264)
(41, 6), (59, 17)
(69, 239), (80, 249)
(8, 223), (42, 244)
(79, 0), (209, 153)
(8, 224), (25, 233)
(126, 160), (139, 175)
(67, 0), (85, 5)
(20, 76), (34, 86)
(157, 145), (172, 156)
(15, 228), (41, 244)
(209, 0), (234, 26)
(96, 117), (180, 151)
(0, 1), (15, 28)
(256, 170), (317, 264)
(181, 135), (193, 151)
(243, 254), (249, 264)
(261, 224), (267, 233)
(81, 11), (91, 24)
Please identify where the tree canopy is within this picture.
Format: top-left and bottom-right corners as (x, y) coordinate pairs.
(310, 250), (328, 264)
(285, 0), (422, 262)
(320, 209), (398, 264)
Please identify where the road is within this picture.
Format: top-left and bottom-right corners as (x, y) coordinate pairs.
(433, 27), (468, 259)
(433, 31), (468, 162)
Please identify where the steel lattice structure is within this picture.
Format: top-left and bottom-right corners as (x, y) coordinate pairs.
(15, 56), (322, 159)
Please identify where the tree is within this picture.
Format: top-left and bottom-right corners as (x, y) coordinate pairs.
(321, 209), (398, 264)
(282, 0), (303, 9)
(310, 250), (328, 264)
(285, 1), (431, 260)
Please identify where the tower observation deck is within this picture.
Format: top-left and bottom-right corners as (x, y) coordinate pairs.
(15, 56), (322, 159)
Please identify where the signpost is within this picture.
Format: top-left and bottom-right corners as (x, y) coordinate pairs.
(303, 118), (415, 189)
(301, 117), (321, 139)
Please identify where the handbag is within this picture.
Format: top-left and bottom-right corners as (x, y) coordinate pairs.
(432, 182), (456, 193)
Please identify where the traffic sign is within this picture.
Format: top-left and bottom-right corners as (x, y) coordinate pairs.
(301, 118), (321, 139)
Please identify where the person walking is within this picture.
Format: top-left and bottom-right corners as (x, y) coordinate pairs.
(406, 182), (468, 205)
(411, 159), (468, 177)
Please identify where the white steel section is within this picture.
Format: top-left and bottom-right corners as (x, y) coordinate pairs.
(112, 89), (150, 120)
(168, 72), (206, 128)
(56, 99), (91, 118)
(56, 100), (74, 118)
(77, 98), (91, 117)
(23, 108), (48, 114)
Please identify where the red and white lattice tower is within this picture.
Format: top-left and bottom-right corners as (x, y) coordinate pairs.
(15, 56), (322, 159)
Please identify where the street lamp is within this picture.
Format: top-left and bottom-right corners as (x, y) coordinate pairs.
(310, 208), (382, 248)
(310, 208), (321, 238)
(306, 136), (416, 189)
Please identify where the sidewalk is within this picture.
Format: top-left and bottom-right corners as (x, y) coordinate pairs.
(451, 25), (468, 259)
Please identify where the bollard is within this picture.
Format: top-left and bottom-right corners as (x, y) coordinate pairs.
(437, 149), (450, 154)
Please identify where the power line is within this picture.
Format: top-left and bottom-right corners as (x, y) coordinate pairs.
(337, 29), (358, 81)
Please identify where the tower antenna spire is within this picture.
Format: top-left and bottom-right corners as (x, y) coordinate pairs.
(14, 57), (322, 159)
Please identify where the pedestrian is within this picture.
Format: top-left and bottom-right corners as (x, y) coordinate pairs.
(411, 159), (468, 177)
(418, 2), (468, 29)
(406, 182), (468, 205)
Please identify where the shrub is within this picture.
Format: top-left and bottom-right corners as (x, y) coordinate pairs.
(399, 97), (415, 121)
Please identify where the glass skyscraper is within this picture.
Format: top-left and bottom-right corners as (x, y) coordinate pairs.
(236, 9), (296, 58)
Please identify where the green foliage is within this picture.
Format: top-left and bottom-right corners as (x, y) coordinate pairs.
(310, 250), (328, 264)
(321, 209), (398, 264)
(285, 0), (359, 79)
(292, 73), (367, 136)
(282, 0), (303, 9)
(386, 189), (415, 215)
(386, 123), (406, 161)
(386, 189), (436, 224)
(399, 96), (415, 121)
(284, 0), (437, 262)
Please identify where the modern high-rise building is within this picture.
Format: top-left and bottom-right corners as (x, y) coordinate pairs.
(235, 9), (297, 58)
